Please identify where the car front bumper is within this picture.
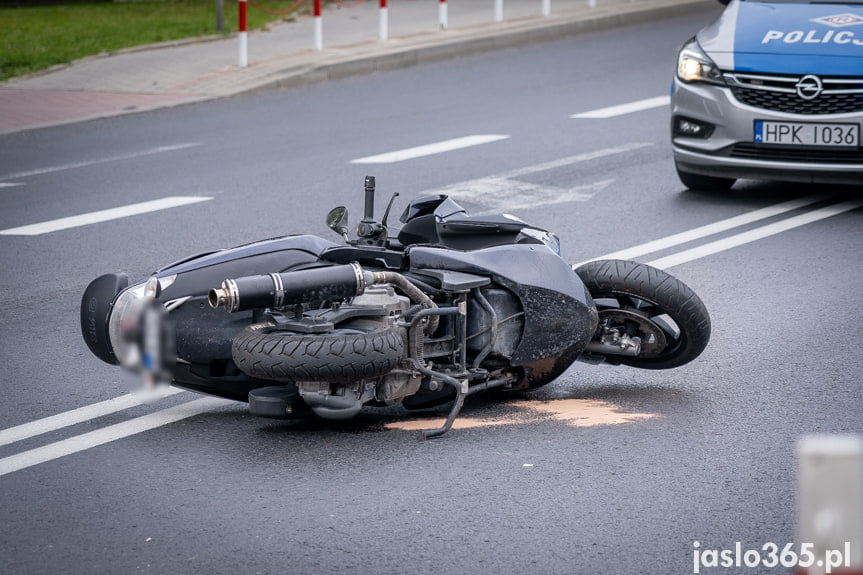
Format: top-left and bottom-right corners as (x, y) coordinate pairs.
(670, 77), (863, 185)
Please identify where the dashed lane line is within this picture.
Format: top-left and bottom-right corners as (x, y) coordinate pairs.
(0, 196), (213, 236)
(571, 96), (670, 119)
(349, 134), (510, 164)
(0, 143), (201, 181)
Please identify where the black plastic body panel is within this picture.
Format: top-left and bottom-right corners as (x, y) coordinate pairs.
(409, 244), (597, 388)
(322, 245), (405, 269)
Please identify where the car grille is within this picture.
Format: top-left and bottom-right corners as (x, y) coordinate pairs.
(730, 143), (863, 164)
(725, 73), (863, 115)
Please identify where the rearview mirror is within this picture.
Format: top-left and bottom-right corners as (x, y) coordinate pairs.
(326, 206), (350, 240)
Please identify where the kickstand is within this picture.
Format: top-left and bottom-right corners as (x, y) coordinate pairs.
(420, 375), (468, 440)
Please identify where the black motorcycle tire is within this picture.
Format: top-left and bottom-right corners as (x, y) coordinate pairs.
(575, 259), (710, 369)
(232, 322), (405, 383)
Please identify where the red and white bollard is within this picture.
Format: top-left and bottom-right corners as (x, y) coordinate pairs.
(379, 0), (388, 42)
(797, 435), (863, 575)
(439, 0), (448, 30)
(238, 0), (248, 67)
(314, 0), (323, 51)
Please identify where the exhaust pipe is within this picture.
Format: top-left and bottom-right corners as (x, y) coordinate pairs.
(209, 263), (439, 334)
(209, 263), (365, 313)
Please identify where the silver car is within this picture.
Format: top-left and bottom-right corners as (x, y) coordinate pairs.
(671, 0), (863, 190)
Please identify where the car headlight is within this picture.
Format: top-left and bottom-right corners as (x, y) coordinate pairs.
(677, 38), (725, 86)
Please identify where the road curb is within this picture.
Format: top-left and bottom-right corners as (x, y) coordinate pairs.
(241, 0), (715, 95)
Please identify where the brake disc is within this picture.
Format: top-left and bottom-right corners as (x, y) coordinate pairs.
(597, 308), (668, 357)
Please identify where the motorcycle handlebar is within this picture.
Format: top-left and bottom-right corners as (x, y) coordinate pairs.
(363, 175), (375, 222)
(209, 263), (365, 313)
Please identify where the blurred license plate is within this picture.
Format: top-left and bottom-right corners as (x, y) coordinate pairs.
(754, 121), (859, 147)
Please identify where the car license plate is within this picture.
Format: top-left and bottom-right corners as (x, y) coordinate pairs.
(754, 121), (859, 147)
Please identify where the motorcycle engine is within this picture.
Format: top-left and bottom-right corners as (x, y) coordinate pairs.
(296, 284), (420, 419)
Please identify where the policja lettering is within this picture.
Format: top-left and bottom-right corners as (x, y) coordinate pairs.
(762, 29), (863, 44)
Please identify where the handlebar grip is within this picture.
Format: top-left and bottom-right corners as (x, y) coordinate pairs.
(363, 175), (375, 221)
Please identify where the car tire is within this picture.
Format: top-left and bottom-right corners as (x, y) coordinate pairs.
(676, 165), (735, 191)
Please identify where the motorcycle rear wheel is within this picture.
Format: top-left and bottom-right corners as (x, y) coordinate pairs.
(575, 259), (710, 369)
(232, 322), (405, 383)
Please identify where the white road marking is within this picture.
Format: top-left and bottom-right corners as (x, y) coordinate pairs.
(646, 199), (863, 269)
(423, 142), (652, 211)
(571, 96), (670, 119)
(0, 143), (201, 180)
(443, 178), (614, 211)
(0, 183), (24, 188)
(0, 387), (185, 448)
(0, 397), (231, 477)
(574, 195), (828, 266)
(0, 196), (212, 236)
(349, 134), (510, 164)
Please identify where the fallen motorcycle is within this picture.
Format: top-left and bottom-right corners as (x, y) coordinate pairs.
(81, 177), (710, 438)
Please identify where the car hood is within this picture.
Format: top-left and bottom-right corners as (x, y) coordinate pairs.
(697, 0), (863, 75)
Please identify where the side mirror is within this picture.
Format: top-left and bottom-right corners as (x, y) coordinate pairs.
(326, 206), (350, 242)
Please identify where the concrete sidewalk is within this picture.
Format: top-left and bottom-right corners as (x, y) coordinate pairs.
(0, 0), (711, 135)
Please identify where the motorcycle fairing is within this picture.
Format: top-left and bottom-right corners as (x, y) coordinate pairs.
(407, 244), (598, 387)
(397, 194), (543, 251)
(157, 235), (340, 382)
(82, 234), (340, 399)
(155, 234), (338, 281)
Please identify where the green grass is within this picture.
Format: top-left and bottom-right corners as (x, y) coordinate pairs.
(0, 0), (313, 81)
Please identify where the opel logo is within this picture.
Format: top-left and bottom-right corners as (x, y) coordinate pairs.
(796, 74), (823, 100)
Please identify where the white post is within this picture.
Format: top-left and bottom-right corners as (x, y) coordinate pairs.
(494, 0), (503, 22)
(379, 2), (388, 42)
(314, 16), (323, 51)
(542, 0), (550, 17)
(239, 33), (248, 68)
(589, 0), (596, 8)
(439, 0), (448, 30)
(797, 435), (863, 575)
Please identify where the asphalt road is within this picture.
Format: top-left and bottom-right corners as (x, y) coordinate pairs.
(2, 7), (862, 574)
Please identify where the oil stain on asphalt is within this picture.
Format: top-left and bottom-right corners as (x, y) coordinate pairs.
(385, 399), (656, 432)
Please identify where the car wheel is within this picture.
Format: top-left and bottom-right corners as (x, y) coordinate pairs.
(676, 164), (735, 191)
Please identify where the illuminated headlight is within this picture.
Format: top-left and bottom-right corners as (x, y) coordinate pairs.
(677, 38), (725, 86)
(107, 275), (175, 368)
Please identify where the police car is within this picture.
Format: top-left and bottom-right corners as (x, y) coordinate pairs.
(671, 0), (863, 190)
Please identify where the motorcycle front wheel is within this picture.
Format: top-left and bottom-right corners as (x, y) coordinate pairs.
(574, 259), (710, 369)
